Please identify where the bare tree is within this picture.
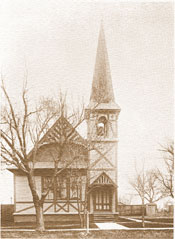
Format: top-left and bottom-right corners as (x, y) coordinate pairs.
(1, 80), (86, 231)
(156, 141), (174, 198)
(68, 167), (87, 228)
(129, 165), (145, 227)
(1, 81), (60, 231)
(144, 170), (165, 203)
(130, 168), (164, 203)
(118, 194), (134, 205)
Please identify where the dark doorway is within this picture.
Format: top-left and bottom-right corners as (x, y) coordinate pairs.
(93, 187), (112, 211)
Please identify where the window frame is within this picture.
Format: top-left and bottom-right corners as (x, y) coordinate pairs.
(42, 172), (85, 202)
(96, 116), (107, 136)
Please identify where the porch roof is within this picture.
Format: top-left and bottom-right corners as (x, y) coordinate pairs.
(89, 172), (116, 187)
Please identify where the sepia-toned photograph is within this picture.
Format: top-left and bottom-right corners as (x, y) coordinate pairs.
(0, 0), (173, 238)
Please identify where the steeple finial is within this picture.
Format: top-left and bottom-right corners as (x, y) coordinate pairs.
(89, 22), (116, 107)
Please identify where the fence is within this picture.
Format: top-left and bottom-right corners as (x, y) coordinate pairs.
(1, 204), (14, 222)
(118, 204), (146, 216)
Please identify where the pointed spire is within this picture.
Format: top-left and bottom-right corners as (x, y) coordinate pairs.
(89, 22), (117, 108)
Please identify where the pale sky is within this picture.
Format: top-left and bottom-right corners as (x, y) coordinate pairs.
(0, 0), (173, 204)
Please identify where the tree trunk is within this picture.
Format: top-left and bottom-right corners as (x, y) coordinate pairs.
(27, 172), (45, 232)
(142, 198), (145, 228)
(77, 199), (84, 228)
(35, 203), (45, 232)
(83, 208), (87, 228)
(79, 214), (84, 228)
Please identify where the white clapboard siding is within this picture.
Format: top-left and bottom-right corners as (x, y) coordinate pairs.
(15, 176), (41, 202)
(16, 203), (35, 214)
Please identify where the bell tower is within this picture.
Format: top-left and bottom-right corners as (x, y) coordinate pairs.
(86, 23), (121, 215)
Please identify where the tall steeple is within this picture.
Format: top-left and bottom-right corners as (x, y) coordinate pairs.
(86, 22), (121, 216)
(88, 23), (120, 110)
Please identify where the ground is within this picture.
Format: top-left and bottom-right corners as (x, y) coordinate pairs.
(117, 216), (173, 228)
(1, 216), (173, 239)
(1, 229), (173, 239)
(2, 216), (173, 229)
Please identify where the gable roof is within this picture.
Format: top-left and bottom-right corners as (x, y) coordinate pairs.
(39, 115), (86, 146)
(8, 116), (87, 172)
(90, 172), (116, 186)
(27, 115), (87, 161)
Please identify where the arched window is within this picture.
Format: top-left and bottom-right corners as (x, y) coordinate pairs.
(97, 116), (107, 136)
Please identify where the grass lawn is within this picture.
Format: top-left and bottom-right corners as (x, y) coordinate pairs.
(1, 221), (98, 230)
(1, 229), (173, 239)
(1, 218), (173, 239)
(116, 216), (173, 228)
(117, 221), (173, 228)
(2, 216), (173, 230)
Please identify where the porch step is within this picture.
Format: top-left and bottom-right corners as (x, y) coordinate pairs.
(93, 214), (115, 223)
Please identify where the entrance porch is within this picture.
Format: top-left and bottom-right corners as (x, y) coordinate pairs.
(88, 172), (119, 222)
(89, 185), (118, 222)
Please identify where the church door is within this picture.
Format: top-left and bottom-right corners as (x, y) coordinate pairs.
(93, 187), (111, 211)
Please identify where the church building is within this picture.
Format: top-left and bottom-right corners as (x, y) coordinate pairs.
(8, 23), (121, 223)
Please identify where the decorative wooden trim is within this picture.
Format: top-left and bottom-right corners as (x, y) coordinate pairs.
(94, 173), (114, 184)
(9, 168), (87, 176)
(69, 203), (78, 211)
(38, 116), (86, 146)
(13, 212), (84, 215)
(67, 200), (70, 211)
(56, 202), (69, 212)
(43, 199), (54, 203)
(90, 144), (115, 169)
(85, 109), (119, 117)
(87, 139), (118, 143)
(56, 199), (81, 203)
(90, 168), (115, 171)
(16, 205), (34, 213)
(16, 201), (33, 204)
(108, 120), (116, 137)
(44, 203), (54, 213)
(96, 147), (115, 168)
(90, 172), (116, 187)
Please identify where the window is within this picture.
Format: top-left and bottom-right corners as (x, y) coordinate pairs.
(43, 177), (54, 200)
(42, 173), (85, 201)
(97, 116), (107, 136)
(70, 176), (79, 200)
(56, 177), (67, 200)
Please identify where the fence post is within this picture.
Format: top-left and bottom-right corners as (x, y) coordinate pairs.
(131, 205), (133, 216)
